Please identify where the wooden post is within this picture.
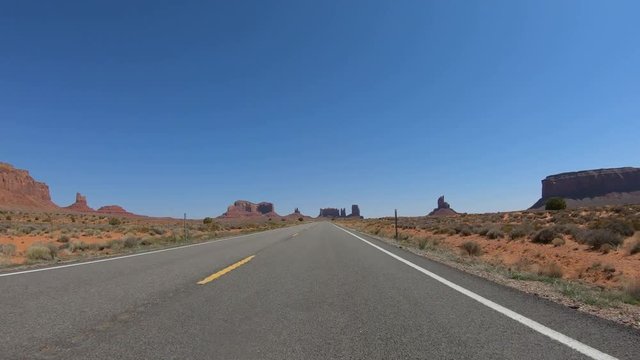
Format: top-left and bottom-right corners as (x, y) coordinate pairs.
(183, 213), (187, 241)
(395, 209), (398, 240)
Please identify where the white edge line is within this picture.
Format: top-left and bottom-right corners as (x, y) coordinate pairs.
(0, 231), (267, 278)
(334, 225), (618, 360)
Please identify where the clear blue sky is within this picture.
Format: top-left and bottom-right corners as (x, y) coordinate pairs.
(1, 1), (639, 218)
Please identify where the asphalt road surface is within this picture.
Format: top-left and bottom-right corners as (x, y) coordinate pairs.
(1, 222), (639, 359)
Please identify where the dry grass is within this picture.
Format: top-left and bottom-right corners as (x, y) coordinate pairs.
(538, 262), (563, 278)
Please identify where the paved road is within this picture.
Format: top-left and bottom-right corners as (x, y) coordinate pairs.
(1, 222), (638, 359)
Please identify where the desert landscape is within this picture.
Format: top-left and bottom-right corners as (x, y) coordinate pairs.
(336, 167), (640, 327)
(2, 160), (640, 327)
(4, 4), (639, 357)
(0, 162), (308, 267)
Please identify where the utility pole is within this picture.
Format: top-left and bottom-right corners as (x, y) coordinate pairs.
(394, 209), (398, 240)
(183, 213), (187, 241)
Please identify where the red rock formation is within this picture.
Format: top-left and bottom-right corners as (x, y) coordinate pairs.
(0, 162), (59, 210)
(64, 192), (95, 213)
(530, 167), (640, 209)
(219, 200), (279, 218)
(348, 204), (361, 218)
(319, 208), (341, 217)
(428, 196), (458, 216)
(319, 205), (363, 218)
(97, 205), (131, 215)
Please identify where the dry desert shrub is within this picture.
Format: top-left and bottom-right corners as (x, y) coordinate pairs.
(123, 236), (139, 248)
(590, 219), (635, 237)
(583, 229), (623, 250)
(509, 226), (529, 240)
(532, 228), (556, 244)
(622, 235), (640, 256)
(552, 237), (565, 247)
(461, 241), (481, 256)
(26, 244), (54, 261)
(486, 228), (504, 239)
(1, 243), (16, 256)
(69, 241), (90, 252)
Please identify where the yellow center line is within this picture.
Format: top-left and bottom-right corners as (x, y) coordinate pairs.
(197, 255), (256, 285)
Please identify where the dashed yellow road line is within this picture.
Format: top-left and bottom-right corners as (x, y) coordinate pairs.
(197, 255), (255, 285)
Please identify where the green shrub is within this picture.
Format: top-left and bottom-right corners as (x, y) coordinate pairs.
(532, 228), (557, 244)
(552, 237), (565, 247)
(57, 235), (70, 243)
(26, 244), (54, 261)
(545, 198), (566, 210)
(461, 241), (481, 256)
(584, 229), (623, 250)
(203, 217), (213, 225)
(418, 238), (428, 250)
(108, 217), (122, 226)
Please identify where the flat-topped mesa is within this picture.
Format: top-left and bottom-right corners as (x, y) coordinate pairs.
(530, 167), (640, 209)
(0, 162), (59, 210)
(319, 208), (341, 217)
(64, 192), (95, 212)
(428, 196), (458, 216)
(97, 205), (132, 216)
(220, 200), (279, 218)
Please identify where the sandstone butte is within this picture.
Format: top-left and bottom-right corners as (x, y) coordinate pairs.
(530, 167), (640, 209)
(428, 195), (458, 216)
(0, 162), (136, 215)
(64, 192), (95, 212)
(219, 200), (280, 218)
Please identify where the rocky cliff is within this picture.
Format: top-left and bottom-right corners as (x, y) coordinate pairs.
(220, 200), (278, 218)
(0, 162), (59, 210)
(530, 167), (640, 209)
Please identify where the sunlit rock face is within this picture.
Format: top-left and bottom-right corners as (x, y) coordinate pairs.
(530, 167), (640, 209)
